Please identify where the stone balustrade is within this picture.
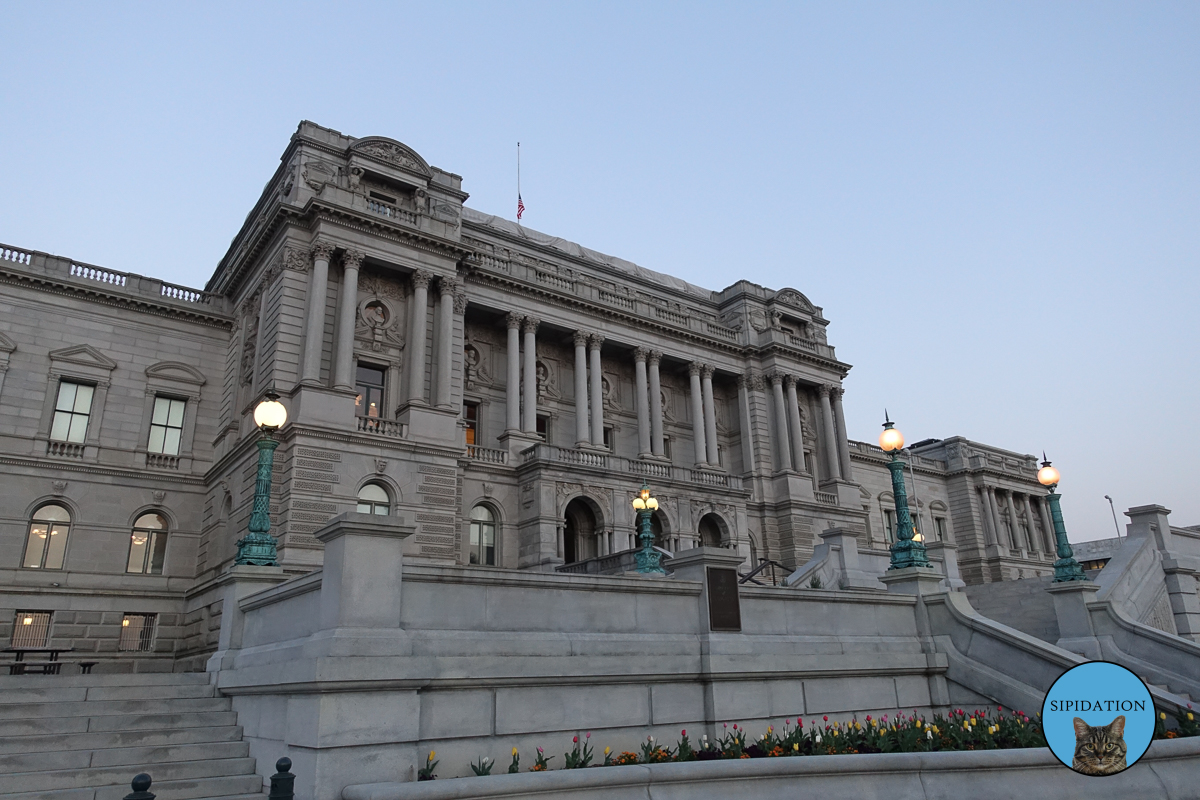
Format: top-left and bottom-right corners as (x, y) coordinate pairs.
(519, 443), (744, 491)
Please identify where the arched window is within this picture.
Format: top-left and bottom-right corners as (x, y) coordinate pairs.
(469, 505), (497, 566)
(23, 505), (71, 570)
(357, 483), (390, 515)
(698, 514), (723, 548)
(127, 513), (168, 574)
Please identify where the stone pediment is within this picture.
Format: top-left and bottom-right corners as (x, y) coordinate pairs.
(48, 344), (117, 371)
(145, 361), (207, 386)
(0, 332), (14, 354)
(350, 138), (432, 177)
(772, 289), (815, 314)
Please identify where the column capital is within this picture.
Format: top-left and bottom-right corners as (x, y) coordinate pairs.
(438, 276), (461, 297)
(341, 249), (365, 270)
(831, 385), (845, 400)
(768, 371), (785, 387)
(688, 361), (704, 377)
(587, 333), (605, 349)
(522, 316), (540, 334)
(633, 346), (650, 363)
(700, 363), (714, 379)
(573, 330), (591, 347)
(817, 383), (834, 399)
(782, 373), (797, 388)
(506, 311), (524, 330)
(648, 350), (662, 366)
(411, 270), (434, 291)
(310, 240), (336, 263)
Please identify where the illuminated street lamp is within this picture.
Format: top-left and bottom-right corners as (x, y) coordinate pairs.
(1037, 454), (1087, 582)
(235, 390), (288, 566)
(879, 413), (931, 570)
(631, 481), (666, 575)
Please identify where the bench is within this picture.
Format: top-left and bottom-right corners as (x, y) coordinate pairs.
(4, 646), (74, 675)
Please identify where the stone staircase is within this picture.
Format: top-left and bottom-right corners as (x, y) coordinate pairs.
(0, 672), (267, 800)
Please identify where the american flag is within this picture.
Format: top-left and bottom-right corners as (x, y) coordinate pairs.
(517, 193), (525, 221)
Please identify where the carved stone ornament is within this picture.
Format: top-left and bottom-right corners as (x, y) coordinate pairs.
(522, 317), (540, 334)
(438, 276), (462, 297)
(348, 166), (364, 191)
(411, 270), (434, 291)
(152, 490), (167, 504)
(374, 459), (388, 474)
(773, 289), (816, 313)
(749, 310), (769, 332)
(302, 159), (337, 192)
(648, 350), (662, 366)
(601, 376), (619, 411)
(311, 240), (336, 263)
(482, 482), (494, 497)
(357, 271), (405, 300)
(353, 140), (431, 175)
(463, 342), (492, 388)
(633, 347), (650, 363)
(452, 290), (468, 315)
(282, 246), (308, 272)
(51, 480), (67, 496)
(342, 249), (365, 271)
(688, 361), (703, 377)
(506, 311), (524, 330)
(573, 330), (591, 348)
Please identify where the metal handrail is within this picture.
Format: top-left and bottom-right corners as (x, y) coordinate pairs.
(739, 559), (787, 586)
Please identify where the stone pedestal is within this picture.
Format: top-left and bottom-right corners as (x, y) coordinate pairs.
(396, 403), (460, 447)
(314, 512), (416, 635)
(880, 566), (945, 597)
(925, 542), (966, 591)
(1047, 580), (1102, 660)
(669, 547), (748, 632)
(206, 564), (288, 672)
(288, 384), (356, 429)
(771, 470), (815, 500)
(498, 430), (542, 462)
(1162, 557), (1200, 642)
(818, 528), (884, 590)
(821, 478), (863, 509)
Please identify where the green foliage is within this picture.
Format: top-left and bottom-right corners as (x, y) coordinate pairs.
(507, 748), (520, 773)
(563, 734), (594, 769)
(417, 751), (438, 781)
(808, 575), (823, 589)
(469, 756), (493, 776)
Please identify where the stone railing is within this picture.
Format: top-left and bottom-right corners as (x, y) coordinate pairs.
(535, 270), (574, 292)
(0, 241), (229, 316)
(146, 453), (180, 470)
(814, 491), (838, 505)
(655, 306), (689, 326)
(521, 444), (743, 492)
(598, 288), (634, 310)
(465, 445), (508, 465)
(47, 441), (85, 459)
(356, 417), (406, 438)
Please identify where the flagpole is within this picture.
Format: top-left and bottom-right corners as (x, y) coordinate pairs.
(517, 142), (524, 222)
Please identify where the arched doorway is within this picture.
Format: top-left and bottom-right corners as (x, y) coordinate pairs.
(698, 513), (725, 548)
(564, 498), (599, 564)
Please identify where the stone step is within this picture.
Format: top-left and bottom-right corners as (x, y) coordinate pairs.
(0, 756), (258, 794)
(0, 673), (212, 690)
(0, 681), (215, 706)
(0, 725), (245, 755)
(0, 740), (250, 773)
(0, 697), (230, 720)
(2, 774), (264, 800)
(0, 711), (238, 737)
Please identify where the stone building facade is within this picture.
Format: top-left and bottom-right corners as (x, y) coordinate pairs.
(0, 121), (1061, 671)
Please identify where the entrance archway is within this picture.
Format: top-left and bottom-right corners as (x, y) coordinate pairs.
(564, 497), (600, 564)
(698, 513), (725, 548)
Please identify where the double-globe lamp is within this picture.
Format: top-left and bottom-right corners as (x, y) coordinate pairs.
(879, 414), (931, 571)
(1037, 455), (1087, 582)
(235, 390), (288, 566)
(631, 482), (666, 574)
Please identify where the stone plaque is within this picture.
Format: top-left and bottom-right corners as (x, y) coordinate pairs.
(706, 567), (741, 632)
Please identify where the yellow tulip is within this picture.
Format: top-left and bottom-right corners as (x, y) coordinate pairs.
(793, 743), (799, 751)
(1160, 713), (1167, 720)
(916, 720), (922, 728)
(604, 746), (610, 755)
(512, 747), (519, 756)
(1189, 713), (1194, 722)
(429, 751), (436, 759)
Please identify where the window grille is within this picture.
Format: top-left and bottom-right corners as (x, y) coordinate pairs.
(11, 611), (51, 648)
(118, 613), (156, 651)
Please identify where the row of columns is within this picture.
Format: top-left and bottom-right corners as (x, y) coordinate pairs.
(766, 374), (853, 481)
(977, 484), (1055, 556)
(301, 243), (464, 409)
(503, 313), (540, 434)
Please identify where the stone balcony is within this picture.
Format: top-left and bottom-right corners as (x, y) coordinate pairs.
(517, 442), (745, 492)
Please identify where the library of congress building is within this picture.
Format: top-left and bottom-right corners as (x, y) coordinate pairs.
(0, 122), (1059, 671)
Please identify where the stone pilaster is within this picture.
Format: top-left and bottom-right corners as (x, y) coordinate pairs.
(588, 334), (605, 446)
(783, 375), (806, 473)
(300, 240), (335, 386)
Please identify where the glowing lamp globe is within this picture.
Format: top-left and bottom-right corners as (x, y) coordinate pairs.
(879, 425), (904, 453)
(1038, 461), (1060, 487)
(254, 392), (288, 430)
(646, 497), (659, 511)
(632, 497), (645, 511)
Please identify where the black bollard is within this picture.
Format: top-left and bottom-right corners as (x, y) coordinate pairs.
(269, 757), (295, 800)
(123, 774), (155, 800)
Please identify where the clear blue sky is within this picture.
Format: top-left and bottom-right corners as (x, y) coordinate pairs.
(3, 2), (1197, 541)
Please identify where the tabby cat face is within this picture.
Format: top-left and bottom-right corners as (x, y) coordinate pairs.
(1071, 715), (1127, 775)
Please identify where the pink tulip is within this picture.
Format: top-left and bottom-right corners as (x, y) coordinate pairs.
(586, 732), (591, 739)
(733, 724), (738, 730)
(537, 747), (543, 753)
(573, 736), (578, 743)
(798, 719), (804, 727)
(681, 729), (687, 736)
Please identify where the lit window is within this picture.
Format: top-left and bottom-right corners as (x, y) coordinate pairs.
(463, 402), (479, 446)
(469, 505), (496, 566)
(127, 513), (168, 575)
(355, 365), (386, 418)
(50, 381), (94, 443)
(11, 611), (51, 648)
(357, 483), (390, 515)
(23, 505), (71, 570)
(118, 613), (156, 651)
(148, 397), (186, 455)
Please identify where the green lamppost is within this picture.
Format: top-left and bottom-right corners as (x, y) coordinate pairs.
(879, 414), (931, 570)
(1037, 455), (1088, 582)
(631, 481), (666, 575)
(235, 390), (288, 566)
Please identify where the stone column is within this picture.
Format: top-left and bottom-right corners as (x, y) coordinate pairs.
(406, 270), (432, 404)
(522, 317), (539, 433)
(701, 364), (719, 467)
(634, 348), (651, 456)
(1004, 490), (1023, 552)
(817, 384), (841, 481)
(332, 250), (363, 391)
(434, 277), (460, 408)
(688, 362), (707, 467)
(588, 334), (605, 446)
(978, 486), (997, 546)
(573, 331), (590, 447)
(301, 240), (335, 385)
(737, 373), (756, 473)
(769, 373), (793, 471)
(831, 387), (855, 482)
(1022, 493), (1041, 556)
(505, 313), (522, 432)
(783, 375), (806, 472)
(648, 351), (664, 456)
(1037, 496), (1056, 553)
(986, 487), (1007, 550)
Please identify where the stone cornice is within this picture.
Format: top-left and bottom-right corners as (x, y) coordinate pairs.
(0, 454), (208, 488)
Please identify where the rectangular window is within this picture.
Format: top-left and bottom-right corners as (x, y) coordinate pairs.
(536, 414), (550, 442)
(463, 402), (479, 446)
(147, 396), (186, 455)
(935, 517), (947, 542)
(602, 426), (613, 451)
(11, 611), (51, 648)
(883, 510), (896, 544)
(355, 365), (386, 418)
(50, 381), (94, 443)
(118, 613), (156, 651)
(662, 436), (672, 459)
